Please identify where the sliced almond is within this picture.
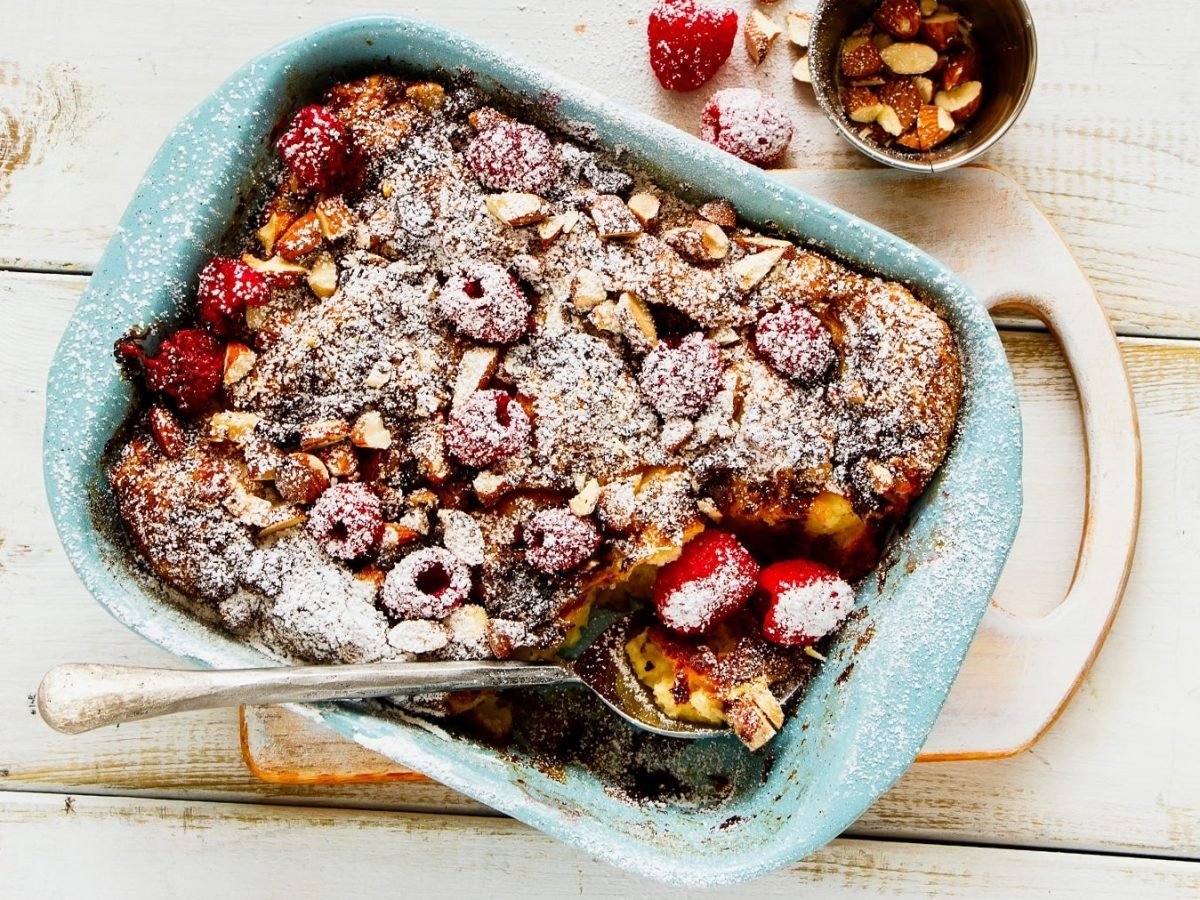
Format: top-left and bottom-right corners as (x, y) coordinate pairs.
(299, 418), (350, 451)
(626, 192), (661, 226)
(934, 80), (983, 123)
(256, 209), (294, 257)
(731, 246), (786, 291)
(735, 234), (794, 252)
(276, 211), (323, 261)
(315, 195), (355, 240)
(572, 267), (608, 311)
(485, 192), (546, 227)
(208, 410), (260, 444)
(351, 410), (392, 450)
(452, 347), (500, 411)
(875, 104), (904, 136)
(698, 198), (737, 228)
(317, 442), (359, 479)
(275, 452), (331, 505)
(696, 221), (731, 260)
(147, 405), (186, 458)
(589, 299), (620, 334)
(710, 324), (740, 346)
(879, 42), (939, 75)
(537, 209), (580, 241)
(590, 194), (643, 239)
(792, 54), (813, 85)
(307, 252), (339, 299)
(568, 478), (601, 517)
(786, 11), (812, 48)
(257, 514), (306, 539)
(223, 341), (257, 386)
(616, 292), (658, 349)
(913, 75), (935, 103)
(473, 469), (515, 506)
(745, 9), (782, 64)
(241, 253), (307, 279)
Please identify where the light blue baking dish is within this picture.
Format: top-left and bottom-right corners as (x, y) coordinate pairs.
(43, 17), (1021, 886)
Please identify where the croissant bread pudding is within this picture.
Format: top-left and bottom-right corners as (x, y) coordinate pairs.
(107, 74), (961, 751)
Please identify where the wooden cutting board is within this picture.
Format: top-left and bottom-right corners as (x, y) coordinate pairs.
(241, 164), (1140, 783)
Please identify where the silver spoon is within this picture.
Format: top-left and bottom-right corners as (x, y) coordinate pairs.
(37, 617), (800, 738)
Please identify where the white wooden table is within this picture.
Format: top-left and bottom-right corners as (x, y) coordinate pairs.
(2, 1), (1198, 895)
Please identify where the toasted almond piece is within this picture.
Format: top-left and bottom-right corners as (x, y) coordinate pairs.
(537, 209), (580, 241)
(879, 42), (939, 75)
(934, 79), (982, 123)
(726, 695), (779, 751)
(275, 452), (331, 505)
(745, 9), (782, 64)
(572, 267), (608, 311)
(148, 405), (186, 458)
(256, 209), (295, 257)
(879, 77), (923, 130)
(698, 198), (737, 228)
(405, 81), (446, 112)
(875, 104), (904, 136)
(208, 410), (260, 444)
(616, 292), (658, 349)
(223, 341), (257, 386)
(299, 418), (350, 451)
(350, 410), (392, 450)
(696, 221), (731, 260)
(902, 104), (956, 149)
(659, 417), (695, 452)
(840, 35), (884, 78)
(315, 195), (354, 240)
(589, 299), (619, 334)
(710, 324), (740, 346)
(472, 469), (515, 506)
(380, 521), (422, 552)
(316, 442), (358, 479)
(590, 194), (643, 239)
(942, 47), (981, 90)
(792, 54), (813, 85)
(245, 304), (269, 332)
(364, 362), (391, 389)
(663, 227), (708, 263)
(307, 252), (339, 299)
(731, 246), (786, 291)
(627, 192), (661, 226)
(452, 347), (500, 411)
(438, 509), (486, 567)
(697, 497), (723, 521)
(380, 180), (394, 199)
(735, 234), (794, 252)
(241, 253), (307, 279)
(569, 478), (601, 517)
(786, 11), (812, 48)
(844, 86), (884, 123)
(276, 211), (323, 261)
(920, 12), (960, 51)
(257, 514), (306, 539)
(873, 0), (922, 39)
(913, 75), (935, 103)
(485, 192), (547, 227)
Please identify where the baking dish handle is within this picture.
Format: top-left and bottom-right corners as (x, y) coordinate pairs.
(918, 292), (1141, 760)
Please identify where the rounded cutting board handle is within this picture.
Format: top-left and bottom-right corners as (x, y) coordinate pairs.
(918, 288), (1142, 760)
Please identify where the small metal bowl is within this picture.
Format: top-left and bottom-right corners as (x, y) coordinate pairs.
(809, 0), (1037, 172)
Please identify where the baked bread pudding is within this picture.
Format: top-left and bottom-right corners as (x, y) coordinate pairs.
(107, 74), (961, 750)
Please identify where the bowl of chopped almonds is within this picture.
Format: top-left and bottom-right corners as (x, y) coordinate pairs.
(807, 0), (1037, 172)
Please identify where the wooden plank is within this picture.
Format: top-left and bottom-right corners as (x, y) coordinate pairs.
(3, 270), (1197, 856)
(0, 1), (1197, 336)
(2, 791), (1197, 897)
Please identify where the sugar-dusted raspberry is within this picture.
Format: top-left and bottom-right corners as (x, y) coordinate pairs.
(445, 389), (531, 468)
(755, 305), (836, 385)
(307, 482), (384, 560)
(197, 257), (270, 334)
(638, 332), (722, 419)
(466, 116), (560, 194)
(276, 104), (351, 192)
(381, 547), (473, 620)
(523, 508), (601, 573)
(647, 0), (738, 93)
(116, 328), (225, 414)
(760, 558), (854, 647)
(700, 88), (794, 167)
(652, 530), (759, 635)
(437, 264), (530, 344)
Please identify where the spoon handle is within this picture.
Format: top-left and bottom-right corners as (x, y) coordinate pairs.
(37, 660), (573, 734)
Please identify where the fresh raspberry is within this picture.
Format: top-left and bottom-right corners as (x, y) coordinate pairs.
(755, 305), (837, 385)
(652, 530), (759, 635)
(638, 333), (722, 418)
(700, 88), (794, 167)
(647, 0), (738, 92)
(276, 104), (351, 192)
(196, 257), (270, 334)
(523, 508), (601, 573)
(466, 117), (561, 193)
(116, 328), (225, 414)
(760, 558), (854, 647)
(381, 547), (473, 620)
(445, 389), (531, 468)
(437, 264), (530, 344)
(307, 482), (384, 560)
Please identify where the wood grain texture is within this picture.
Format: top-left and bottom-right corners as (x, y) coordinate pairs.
(4, 792), (1198, 898)
(0, 1), (1196, 336)
(2, 271), (1196, 857)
